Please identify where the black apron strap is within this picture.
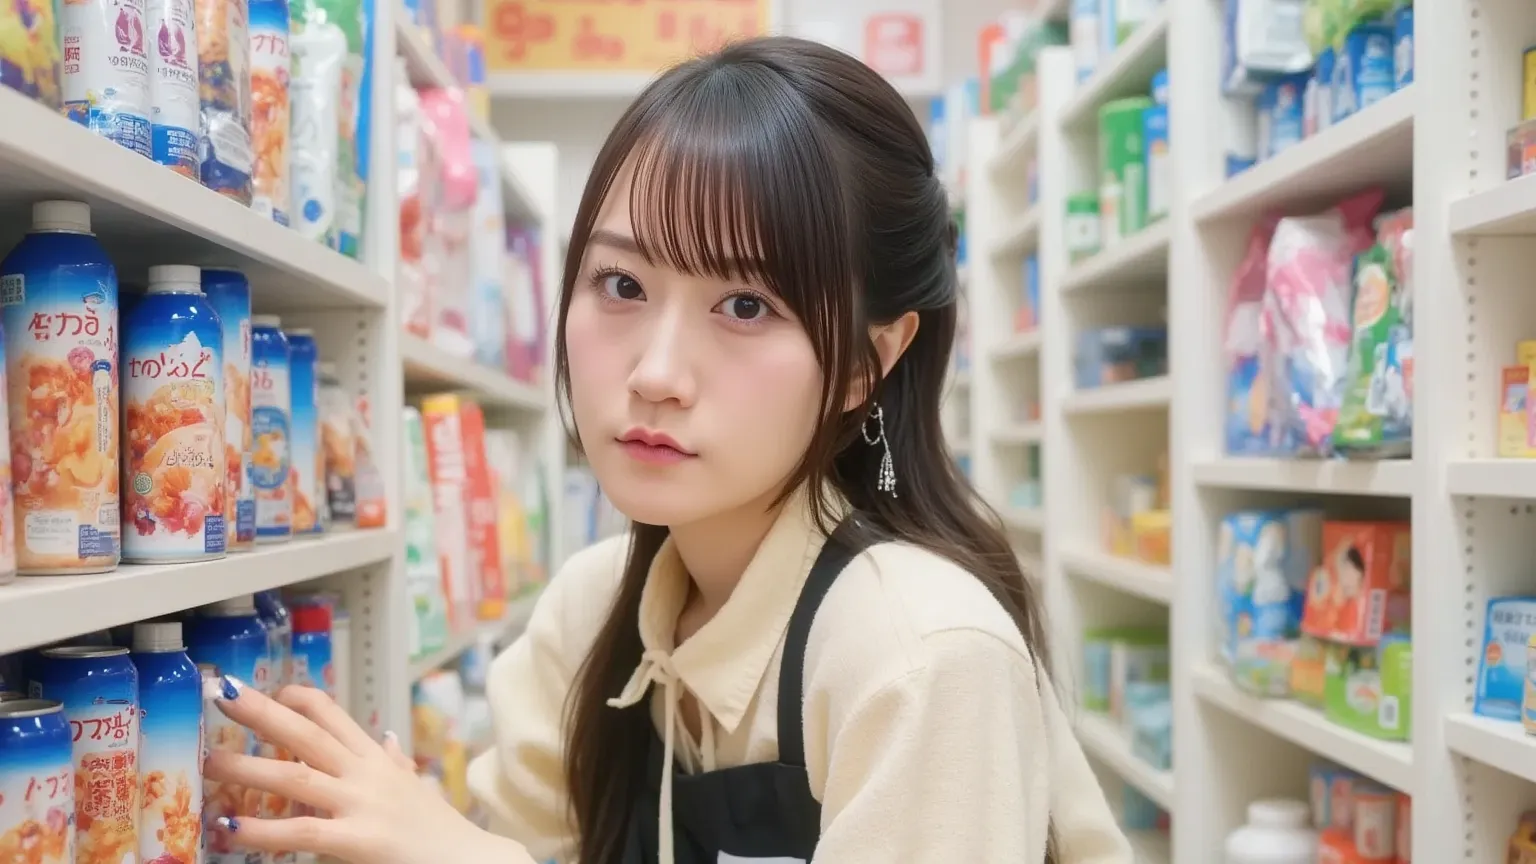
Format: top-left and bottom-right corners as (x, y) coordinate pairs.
(775, 518), (873, 768)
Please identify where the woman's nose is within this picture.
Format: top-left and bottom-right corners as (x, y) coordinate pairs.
(628, 314), (697, 407)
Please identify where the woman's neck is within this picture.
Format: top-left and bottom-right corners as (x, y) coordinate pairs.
(669, 492), (785, 613)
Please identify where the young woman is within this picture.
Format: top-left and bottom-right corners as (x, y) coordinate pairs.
(203, 35), (1132, 864)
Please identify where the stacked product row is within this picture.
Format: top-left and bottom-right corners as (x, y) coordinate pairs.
(402, 395), (551, 661)
(0, 588), (352, 864)
(0, 0), (379, 256)
(0, 199), (386, 587)
(396, 46), (547, 382)
(1226, 763), (1410, 863)
(413, 637), (501, 822)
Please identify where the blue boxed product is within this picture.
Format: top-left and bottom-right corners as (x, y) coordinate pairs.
(1332, 22), (1396, 124)
(1151, 68), (1169, 105)
(1073, 326), (1168, 389)
(1308, 48), (1335, 135)
(1260, 72), (1308, 160)
(1216, 508), (1324, 694)
(1393, 6), (1413, 88)
(1475, 596), (1536, 721)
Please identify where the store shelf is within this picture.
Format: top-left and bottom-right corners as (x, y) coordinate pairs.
(1061, 220), (1172, 294)
(1192, 86), (1416, 223)
(1062, 376), (1172, 415)
(402, 335), (547, 411)
(1059, 8), (1170, 130)
(0, 88), (387, 310)
(989, 207), (1042, 258)
(991, 329), (1042, 361)
(1192, 664), (1414, 793)
(1060, 546), (1174, 604)
(1449, 172), (1536, 236)
(0, 530), (398, 655)
(1446, 459), (1536, 498)
(396, 18), (541, 222)
(1078, 711), (1175, 809)
(1000, 506), (1045, 533)
(408, 592), (541, 681)
(1191, 457), (1415, 497)
(1444, 713), (1536, 784)
(988, 111), (1040, 175)
(993, 422), (1043, 445)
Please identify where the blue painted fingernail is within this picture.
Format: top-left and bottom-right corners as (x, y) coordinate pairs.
(217, 816), (239, 832)
(218, 675), (243, 701)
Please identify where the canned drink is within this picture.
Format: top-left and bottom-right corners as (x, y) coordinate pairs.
(203, 269), (255, 551)
(186, 595), (269, 864)
(0, 319), (17, 585)
(122, 264), (227, 563)
(61, 0), (153, 155)
(130, 621), (204, 864)
(0, 698), (74, 864)
(285, 328), (320, 534)
(1, 201), (121, 575)
(29, 646), (140, 864)
(250, 316), (291, 542)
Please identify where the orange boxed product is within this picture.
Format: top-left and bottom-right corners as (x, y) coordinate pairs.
(458, 401), (507, 621)
(1511, 810), (1536, 864)
(1302, 521), (1411, 647)
(1318, 829), (1365, 864)
(420, 394), (475, 629)
(1395, 794), (1410, 864)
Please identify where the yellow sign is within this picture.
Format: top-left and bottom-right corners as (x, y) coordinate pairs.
(485, 0), (771, 73)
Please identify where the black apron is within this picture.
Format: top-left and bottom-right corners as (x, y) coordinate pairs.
(620, 521), (869, 864)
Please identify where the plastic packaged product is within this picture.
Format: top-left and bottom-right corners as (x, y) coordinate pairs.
(289, 11), (344, 244)
(1331, 22), (1395, 124)
(1216, 509), (1322, 696)
(250, 315), (292, 541)
(203, 268), (254, 550)
(1477, 596), (1536, 722)
(1303, 0), (1393, 56)
(317, 361), (355, 525)
(249, 0), (292, 226)
(195, 0), (252, 201)
(1225, 799), (1317, 864)
(1261, 190), (1383, 455)
(469, 139), (509, 370)
(285, 328), (320, 533)
(1, 201), (121, 575)
(122, 265), (226, 562)
(403, 406), (448, 659)
(1142, 100), (1168, 222)
(0, 698), (75, 864)
(1333, 208), (1414, 456)
(148, 0), (200, 177)
(1393, 5), (1412, 89)
(351, 391), (385, 527)
(1069, 0), (1099, 82)
(1258, 71), (1307, 161)
(1221, 0), (1311, 97)
(0, 0), (61, 108)
(419, 88), (477, 356)
(129, 621), (203, 864)
(1065, 192), (1101, 262)
(30, 646), (140, 864)
(396, 60), (429, 338)
(61, 0), (152, 155)
(1097, 96), (1151, 245)
(306, 0), (369, 256)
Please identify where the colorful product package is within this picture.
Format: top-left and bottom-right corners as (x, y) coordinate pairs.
(403, 407), (448, 658)
(148, 0), (201, 177)
(288, 0), (344, 245)
(1476, 596), (1536, 722)
(285, 328), (320, 533)
(421, 393), (474, 628)
(249, 0), (292, 226)
(1502, 365), (1534, 458)
(483, 429), (528, 596)
(195, 0), (253, 202)
(0, 0), (61, 108)
(1302, 520), (1411, 646)
(419, 88), (476, 357)
(469, 139), (509, 370)
(350, 391), (385, 528)
(1217, 508), (1323, 696)
(203, 269), (255, 550)
(1223, 217), (1281, 455)
(61, 0), (152, 156)
(1289, 635), (1328, 707)
(1324, 635), (1411, 741)
(396, 61), (430, 338)
(317, 361), (355, 526)
(1309, 761), (1356, 832)
(1331, 21), (1395, 124)
(318, 0), (369, 257)
(1334, 207), (1414, 457)
(504, 228), (543, 381)
(459, 401), (506, 621)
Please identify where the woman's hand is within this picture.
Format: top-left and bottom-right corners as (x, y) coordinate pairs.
(202, 675), (533, 864)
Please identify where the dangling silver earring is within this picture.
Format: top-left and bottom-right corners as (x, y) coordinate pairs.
(862, 403), (897, 497)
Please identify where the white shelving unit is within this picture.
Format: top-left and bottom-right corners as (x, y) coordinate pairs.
(969, 0), (1536, 857)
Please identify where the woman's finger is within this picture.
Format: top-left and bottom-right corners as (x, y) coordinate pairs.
(275, 684), (379, 758)
(203, 749), (345, 812)
(211, 814), (366, 860)
(210, 675), (356, 776)
(381, 730), (416, 773)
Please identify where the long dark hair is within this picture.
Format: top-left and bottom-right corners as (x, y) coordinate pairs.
(555, 36), (1056, 863)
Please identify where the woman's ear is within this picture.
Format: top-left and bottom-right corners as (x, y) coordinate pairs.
(843, 311), (921, 411)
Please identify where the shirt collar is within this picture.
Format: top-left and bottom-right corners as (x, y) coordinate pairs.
(634, 486), (841, 734)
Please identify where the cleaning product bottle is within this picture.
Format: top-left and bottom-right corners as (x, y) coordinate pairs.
(1225, 799), (1318, 863)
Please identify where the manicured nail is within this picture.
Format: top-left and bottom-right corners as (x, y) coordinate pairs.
(217, 675), (243, 701)
(383, 730), (399, 746)
(216, 816), (240, 832)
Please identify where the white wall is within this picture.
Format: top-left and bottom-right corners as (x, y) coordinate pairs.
(487, 0), (1018, 235)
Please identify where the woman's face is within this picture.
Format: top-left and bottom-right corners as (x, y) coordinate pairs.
(563, 171), (823, 528)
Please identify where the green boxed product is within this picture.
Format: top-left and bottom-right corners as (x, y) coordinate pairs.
(1098, 96), (1153, 244)
(1065, 193), (1102, 263)
(987, 20), (1069, 115)
(1323, 634), (1412, 741)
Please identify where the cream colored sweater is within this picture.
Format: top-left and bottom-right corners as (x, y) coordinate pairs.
(467, 493), (1132, 864)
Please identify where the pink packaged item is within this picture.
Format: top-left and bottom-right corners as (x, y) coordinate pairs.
(418, 88), (477, 357)
(417, 88), (477, 211)
(397, 66), (431, 339)
(1223, 216), (1281, 455)
(1261, 189), (1385, 455)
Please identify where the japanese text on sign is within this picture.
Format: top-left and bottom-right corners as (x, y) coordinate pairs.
(485, 0), (769, 73)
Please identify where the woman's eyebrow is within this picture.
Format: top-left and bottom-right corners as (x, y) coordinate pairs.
(589, 229), (642, 255)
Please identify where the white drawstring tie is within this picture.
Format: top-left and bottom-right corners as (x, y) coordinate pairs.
(608, 648), (682, 864)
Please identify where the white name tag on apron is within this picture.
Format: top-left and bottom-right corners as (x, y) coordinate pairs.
(718, 855), (807, 864)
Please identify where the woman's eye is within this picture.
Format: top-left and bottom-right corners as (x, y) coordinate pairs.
(601, 273), (645, 301)
(720, 294), (769, 321)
